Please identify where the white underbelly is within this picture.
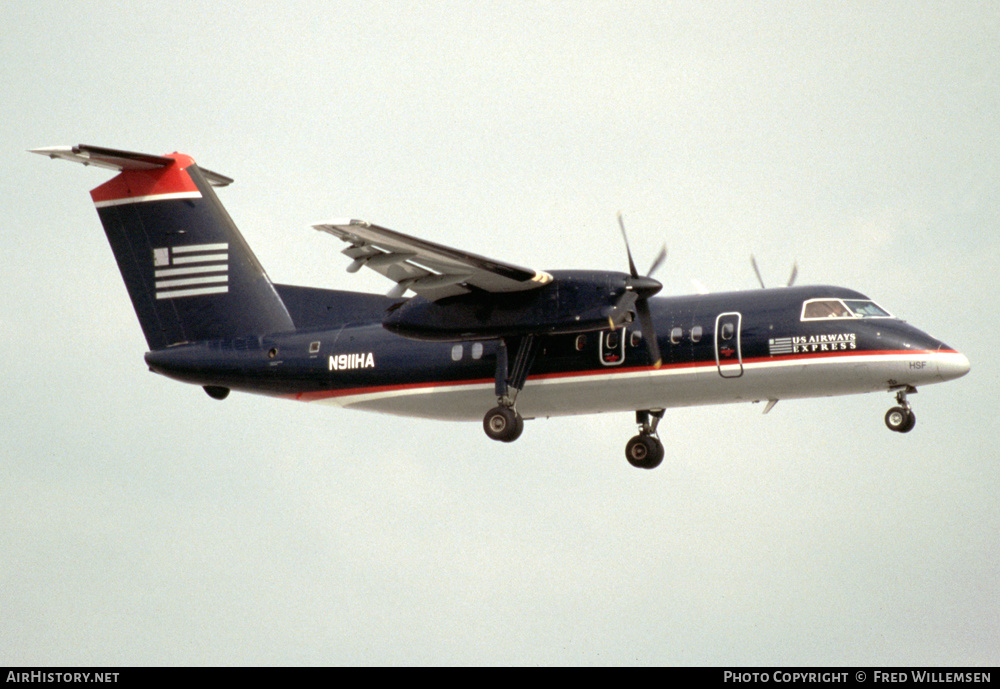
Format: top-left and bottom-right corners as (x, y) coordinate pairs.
(305, 350), (956, 421)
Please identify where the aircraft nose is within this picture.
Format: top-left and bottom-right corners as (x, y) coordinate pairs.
(936, 346), (970, 382)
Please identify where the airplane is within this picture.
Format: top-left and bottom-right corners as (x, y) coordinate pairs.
(32, 144), (971, 469)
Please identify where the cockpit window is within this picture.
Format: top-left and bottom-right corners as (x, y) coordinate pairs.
(803, 300), (851, 319)
(842, 300), (892, 318)
(801, 298), (893, 321)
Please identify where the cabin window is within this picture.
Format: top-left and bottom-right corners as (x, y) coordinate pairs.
(575, 335), (587, 351)
(630, 331), (643, 348)
(670, 327), (683, 345)
(801, 298), (893, 321)
(471, 343), (483, 360)
(309, 341), (321, 354)
(691, 326), (703, 343)
(720, 323), (734, 340)
(451, 344), (463, 361)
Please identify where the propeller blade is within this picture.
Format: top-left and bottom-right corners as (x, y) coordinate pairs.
(647, 244), (667, 278)
(787, 261), (798, 287)
(606, 290), (638, 330)
(635, 298), (661, 368)
(751, 254), (766, 289)
(615, 212), (662, 366)
(617, 211), (639, 278)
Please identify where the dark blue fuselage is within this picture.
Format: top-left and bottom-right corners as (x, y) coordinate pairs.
(144, 283), (961, 421)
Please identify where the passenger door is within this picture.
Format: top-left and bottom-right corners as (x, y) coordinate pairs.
(714, 312), (743, 378)
(599, 328), (626, 366)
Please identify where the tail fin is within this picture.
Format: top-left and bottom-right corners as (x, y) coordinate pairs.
(33, 145), (294, 350)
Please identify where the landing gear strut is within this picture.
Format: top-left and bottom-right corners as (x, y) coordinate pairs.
(483, 336), (536, 443)
(885, 386), (917, 433)
(626, 409), (665, 469)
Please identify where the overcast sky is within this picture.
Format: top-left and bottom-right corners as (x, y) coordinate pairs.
(3, 1), (997, 665)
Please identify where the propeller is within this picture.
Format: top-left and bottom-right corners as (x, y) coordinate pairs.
(613, 212), (665, 367)
(751, 254), (766, 289)
(750, 254), (798, 289)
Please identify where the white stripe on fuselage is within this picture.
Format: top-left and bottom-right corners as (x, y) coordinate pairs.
(303, 350), (960, 421)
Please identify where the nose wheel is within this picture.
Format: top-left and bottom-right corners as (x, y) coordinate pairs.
(885, 386), (917, 433)
(626, 409), (665, 469)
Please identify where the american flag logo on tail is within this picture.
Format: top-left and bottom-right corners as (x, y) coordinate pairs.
(153, 243), (229, 299)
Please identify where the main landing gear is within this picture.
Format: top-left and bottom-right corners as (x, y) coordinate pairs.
(626, 409), (665, 470)
(481, 337), (666, 469)
(483, 336), (536, 444)
(885, 386), (917, 433)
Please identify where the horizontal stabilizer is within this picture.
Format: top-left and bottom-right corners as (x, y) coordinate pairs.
(30, 145), (233, 187)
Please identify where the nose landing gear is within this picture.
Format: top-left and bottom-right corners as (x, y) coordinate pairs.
(626, 409), (665, 469)
(885, 386), (917, 433)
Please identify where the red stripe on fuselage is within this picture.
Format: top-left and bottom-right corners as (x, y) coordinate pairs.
(283, 348), (945, 403)
(90, 153), (199, 206)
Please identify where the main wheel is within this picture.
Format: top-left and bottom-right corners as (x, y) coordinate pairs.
(885, 407), (915, 433)
(625, 435), (663, 469)
(483, 406), (524, 442)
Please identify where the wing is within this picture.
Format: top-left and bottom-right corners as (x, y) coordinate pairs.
(313, 219), (552, 300)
